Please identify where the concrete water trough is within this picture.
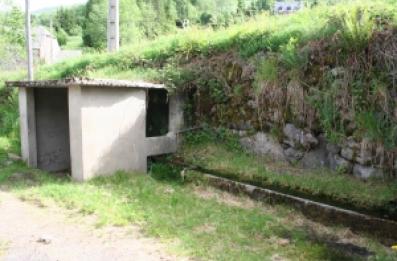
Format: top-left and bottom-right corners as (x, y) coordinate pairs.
(6, 78), (183, 181)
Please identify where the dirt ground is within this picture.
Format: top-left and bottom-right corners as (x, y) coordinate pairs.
(0, 191), (185, 261)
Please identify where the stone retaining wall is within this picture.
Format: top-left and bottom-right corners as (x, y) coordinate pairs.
(237, 123), (391, 180)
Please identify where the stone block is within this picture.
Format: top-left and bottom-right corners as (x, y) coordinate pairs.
(341, 147), (355, 161)
(283, 123), (318, 149)
(353, 164), (384, 180)
(284, 147), (304, 162)
(240, 132), (286, 161)
(329, 154), (353, 173)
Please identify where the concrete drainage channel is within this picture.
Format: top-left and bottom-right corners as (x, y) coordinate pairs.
(182, 168), (397, 245)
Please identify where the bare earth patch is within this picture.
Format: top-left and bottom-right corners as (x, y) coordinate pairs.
(193, 185), (257, 209)
(0, 191), (187, 261)
(192, 184), (388, 259)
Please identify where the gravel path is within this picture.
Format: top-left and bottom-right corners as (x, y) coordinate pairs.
(0, 191), (183, 261)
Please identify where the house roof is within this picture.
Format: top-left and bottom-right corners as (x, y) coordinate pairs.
(6, 78), (166, 89)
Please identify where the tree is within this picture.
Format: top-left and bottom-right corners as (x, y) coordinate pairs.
(83, 0), (107, 48)
(237, 0), (245, 15)
(0, 1), (25, 69)
(81, 0), (273, 49)
(0, 6), (24, 46)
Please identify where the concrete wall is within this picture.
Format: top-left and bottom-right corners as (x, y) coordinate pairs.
(33, 26), (61, 64)
(35, 88), (70, 172)
(69, 87), (147, 181)
(19, 88), (37, 167)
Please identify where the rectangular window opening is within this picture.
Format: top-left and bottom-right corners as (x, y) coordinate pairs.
(146, 89), (169, 137)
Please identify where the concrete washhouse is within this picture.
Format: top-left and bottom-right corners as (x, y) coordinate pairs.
(6, 78), (184, 181)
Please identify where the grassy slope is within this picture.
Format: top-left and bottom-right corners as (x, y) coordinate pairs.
(34, 1), (396, 82)
(35, 2), (335, 81)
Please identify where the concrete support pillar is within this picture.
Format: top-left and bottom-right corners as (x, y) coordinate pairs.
(19, 88), (37, 167)
(169, 94), (184, 133)
(68, 86), (84, 181)
(107, 0), (119, 52)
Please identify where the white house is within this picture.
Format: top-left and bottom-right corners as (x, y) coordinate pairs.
(274, 0), (303, 14)
(32, 26), (61, 64)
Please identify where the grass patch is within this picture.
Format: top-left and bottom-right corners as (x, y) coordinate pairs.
(0, 155), (395, 260)
(178, 130), (397, 217)
(63, 35), (83, 50)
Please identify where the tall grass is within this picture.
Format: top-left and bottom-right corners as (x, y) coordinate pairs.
(0, 70), (24, 152)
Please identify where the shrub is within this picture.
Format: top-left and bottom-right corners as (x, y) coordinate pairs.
(56, 28), (68, 46)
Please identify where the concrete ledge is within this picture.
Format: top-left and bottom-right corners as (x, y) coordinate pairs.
(198, 172), (397, 244)
(146, 133), (177, 156)
(6, 77), (165, 89)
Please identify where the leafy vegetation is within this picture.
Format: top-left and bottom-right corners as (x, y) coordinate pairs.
(0, 71), (22, 153)
(0, 1), (25, 70)
(35, 3), (333, 79)
(82, 0), (273, 49)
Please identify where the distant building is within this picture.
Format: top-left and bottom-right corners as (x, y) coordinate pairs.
(274, 0), (303, 14)
(32, 26), (82, 65)
(32, 26), (61, 64)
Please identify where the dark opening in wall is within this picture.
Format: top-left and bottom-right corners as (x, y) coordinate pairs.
(34, 88), (70, 173)
(146, 89), (169, 137)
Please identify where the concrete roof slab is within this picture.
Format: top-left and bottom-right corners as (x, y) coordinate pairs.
(6, 77), (166, 89)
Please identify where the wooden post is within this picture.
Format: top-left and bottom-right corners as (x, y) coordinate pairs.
(25, 0), (33, 80)
(107, 0), (120, 52)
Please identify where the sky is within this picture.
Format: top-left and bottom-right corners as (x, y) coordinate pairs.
(16, 0), (88, 12)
